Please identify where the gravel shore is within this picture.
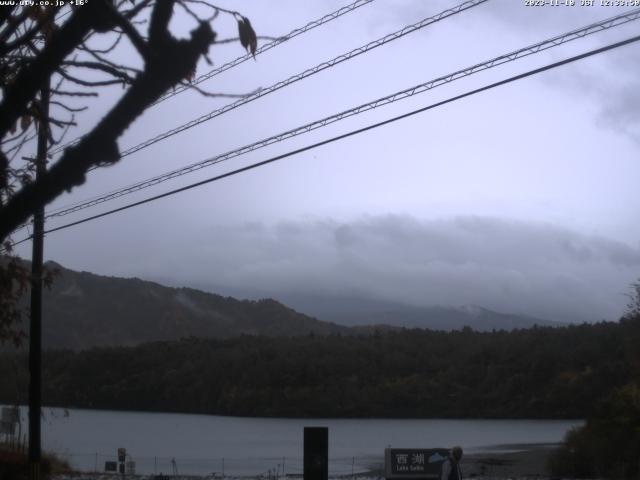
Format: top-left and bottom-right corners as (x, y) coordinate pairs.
(462, 443), (559, 479)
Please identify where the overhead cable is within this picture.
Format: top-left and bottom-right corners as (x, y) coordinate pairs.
(155, 0), (376, 104)
(49, 0), (489, 163)
(8, 32), (636, 247)
(45, 7), (640, 219)
(48, 0), (376, 156)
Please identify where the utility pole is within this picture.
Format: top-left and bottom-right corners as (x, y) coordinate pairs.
(29, 74), (50, 480)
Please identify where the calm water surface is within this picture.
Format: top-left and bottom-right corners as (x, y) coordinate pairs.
(12, 407), (582, 476)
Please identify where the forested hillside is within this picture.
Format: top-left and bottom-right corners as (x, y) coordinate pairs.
(14, 261), (347, 350)
(1, 319), (637, 419)
(548, 288), (640, 479)
(2, 259), (564, 352)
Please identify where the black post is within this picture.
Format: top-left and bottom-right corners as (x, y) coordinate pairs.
(303, 427), (328, 480)
(28, 76), (49, 480)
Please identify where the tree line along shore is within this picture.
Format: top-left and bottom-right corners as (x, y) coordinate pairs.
(0, 319), (637, 419)
(1, 316), (638, 478)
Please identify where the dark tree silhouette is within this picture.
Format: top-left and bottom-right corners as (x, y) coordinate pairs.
(0, 0), (257, 343)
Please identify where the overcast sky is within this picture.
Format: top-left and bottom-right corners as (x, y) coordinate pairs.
(14, 0), (640, 323)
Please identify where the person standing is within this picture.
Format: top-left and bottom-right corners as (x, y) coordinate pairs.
(440, 446), (463, 480)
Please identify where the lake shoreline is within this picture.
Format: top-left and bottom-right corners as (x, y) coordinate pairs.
(9, 406), (577, 477)
(51, 444), (561, 480)
(465, 443), (558, 478)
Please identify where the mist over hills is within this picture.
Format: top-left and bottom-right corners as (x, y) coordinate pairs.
(153, 279), (563, 331)
(11, 259), (565, 351)
(274, 293), (563, 330)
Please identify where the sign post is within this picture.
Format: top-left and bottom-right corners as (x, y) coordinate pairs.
(117, 448), (126, 480)
(304, 427), (328, 480)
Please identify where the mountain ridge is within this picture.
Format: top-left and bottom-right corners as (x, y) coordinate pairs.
(6, 258), (565, 351)
(271, 292), (564, 331)
(17, 260), (348, 351)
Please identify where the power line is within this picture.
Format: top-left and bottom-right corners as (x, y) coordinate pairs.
(155, 0), (376, 104)
(44, 0), (491, 218)
(52, 0), (489, 166)
(10, 33), (638, 247)
(44, 7), (640, 220)
(48, 0), (376, 156)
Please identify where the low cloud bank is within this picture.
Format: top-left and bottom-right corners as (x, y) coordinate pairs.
(141, 215), (640, 324)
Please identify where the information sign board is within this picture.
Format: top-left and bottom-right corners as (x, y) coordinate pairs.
(385, 448), (449, 479)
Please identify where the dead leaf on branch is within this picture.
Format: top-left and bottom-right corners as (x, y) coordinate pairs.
(20, 172), (33, 186)
(20, 115), (31, 131)
(184, 65), (197, 82)
(237, 16), (257, 58)
(29, 100), (43, 123)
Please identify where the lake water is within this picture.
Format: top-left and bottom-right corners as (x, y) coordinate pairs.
(10, 406), (582, 476)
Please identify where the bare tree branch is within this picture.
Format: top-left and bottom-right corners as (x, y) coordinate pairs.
(0, 8), (31, 48)
(0, 3), (260, 345)
(0, 5), (96, 139)
(183, 82), (260, 99)
(0, 8), (57, 57)
(50, 101), (88, 113)
(62, 60), (137, 83)
(50, 89), (99, 97)
(107, 3), (152, 61)
(0, 3), (217, 241)
(215, 35), (280, 45)
(56, 68), (126, 87)
(79, 32), (124, 55)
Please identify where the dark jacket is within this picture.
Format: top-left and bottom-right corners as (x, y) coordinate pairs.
(440, 456), (462, 480)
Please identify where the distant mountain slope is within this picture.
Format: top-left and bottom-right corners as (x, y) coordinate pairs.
(25, 262), (348, 351)
(6, 259), (566, 352)
(276, 293), (564, 331)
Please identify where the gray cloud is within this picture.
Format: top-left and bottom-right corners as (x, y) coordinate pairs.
(470, 0), (640, 143)
(116, 215), (640, 324)
(551, 45), (640, 144)
(597, 82), (640, 143)
(14, 0), (638, 332)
